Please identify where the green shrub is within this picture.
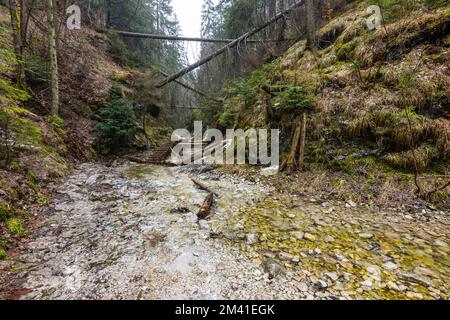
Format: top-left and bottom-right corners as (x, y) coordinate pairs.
(272, 85), (315, 112)
(107, 32), (141, 67)
(24, 54), (50, 84)
(6, 217), (25, 237)
(218, 110), (237, 129)
(48, 114), (65, 135)
(226, 64), (279, 106)
(95, 88), (138, 153)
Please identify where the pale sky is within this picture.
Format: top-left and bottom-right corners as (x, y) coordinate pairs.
(172, 0), (204, 64)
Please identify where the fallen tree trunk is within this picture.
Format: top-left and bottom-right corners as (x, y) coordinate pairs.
(192, 178), (219, 197)
(158, 70), (222, 103)
(197, 192), (214, 220)
(103, 30), (290, 44)
(157, 0), (304, 87)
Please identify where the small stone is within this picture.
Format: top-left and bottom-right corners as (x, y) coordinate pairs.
(413, 266), (439, 278)
(359, 233), (374, 239)
(253, 269), (262, 277)
(325, 235), (335, 243)
(324, 272), (339, 281)
(347, 200), (357, 208)
(304, 233), (317, 241)
(246, 233), (257, 245)
(433, 240), (448, 248)
(367, 265), (381, 275)
(400, 272), (432, 288)
(387, 281), (400, 291)
(383, 262), (398, 271)
(360, 280), (373, 288)
(279, 252), (295, 261)
(262, 258), (284, 280)
(314, 248), (322, 255)
(314, 280), (328, 289)
(291, 231), (304, 240)
(296, 282), (309, 292)
(406, 292), (423, 299)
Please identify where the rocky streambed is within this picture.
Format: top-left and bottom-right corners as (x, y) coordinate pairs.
(1, 161), (448, 300)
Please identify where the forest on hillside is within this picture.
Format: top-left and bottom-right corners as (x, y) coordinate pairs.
(0, 0), (449, 302)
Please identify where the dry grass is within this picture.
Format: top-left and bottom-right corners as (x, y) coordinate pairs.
(384, 145), (437, 171)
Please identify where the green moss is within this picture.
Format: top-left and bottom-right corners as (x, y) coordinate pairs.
(0, 248), (6, 260)
(123, 165), (156, 180)
(28, 175), (40, 194)
(9, 158), (21, 171)
(35, 194), (49, 206)
(5, 217), (25, 237)
(47, 114), (65, 136)
(0, 202), (10, 222)
(224, 192), (448, 299)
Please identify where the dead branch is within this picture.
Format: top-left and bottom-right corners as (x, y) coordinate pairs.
(425, 180), (450, 200)
(158, 70), (222, 103)
(197, 192), (214, 220)
(191, 178), (219, 197)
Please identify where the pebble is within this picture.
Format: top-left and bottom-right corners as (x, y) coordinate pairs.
(304, 233), (317, 241)
(383, 262), (399, 271)
(359, 233), (374, 239)
(433, 240), (448, 248)
(296, 282), (309, 292)
(360, 280), (373, 288)
(324, 272), (339, 281)
(291, 231), (304, 240)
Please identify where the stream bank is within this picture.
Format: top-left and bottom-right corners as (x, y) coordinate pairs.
(0, 161), (448, 300)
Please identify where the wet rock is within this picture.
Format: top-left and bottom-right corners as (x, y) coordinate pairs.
(246, 233), (258, 245)
(314, 280), (328, 290)
(406, 291), (423, 299)
(346, 200), (357, 208)
(324, 272), (339, 281)
(170, 207), (190, 214)
(383, 262), (399, 271)
(413, 267), (440, 279)
(360, 280), (373, 288)
(304, 233), (317, 242)
(387, 281), (400, 291)
(400, 272), (432, 288)
(296, 282), (309, 292)
(433, 240), (448, 248)
(290, 231), (304, 240)
(262, 258), (284, 280)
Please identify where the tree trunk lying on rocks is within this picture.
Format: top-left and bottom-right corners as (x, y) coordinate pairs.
(197, 192), (214, 220)
(191, 178), (219, 197)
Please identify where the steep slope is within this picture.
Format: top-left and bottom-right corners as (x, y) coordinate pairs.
(0, 5), (168, 259)
(219, 0), (449, 208)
